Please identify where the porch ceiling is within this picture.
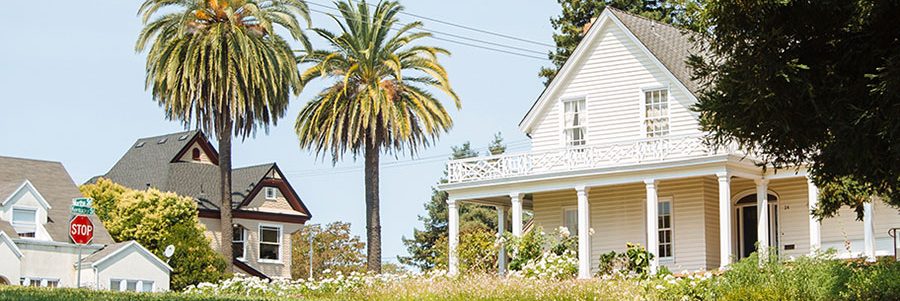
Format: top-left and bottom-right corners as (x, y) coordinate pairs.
(461, 195), (534, 210)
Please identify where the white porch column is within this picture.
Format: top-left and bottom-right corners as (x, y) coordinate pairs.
(807, 177), (822, 254)
(644, 179), (659, 274)
(756, 178), (770, 260)
(717, 172), (733, 268)
(448, 198), (460, 276)
(496, 206), (508, 275)
(510, 193), (524, 237)
(863, 201), (876, 262)
(575, 185), (592, 279)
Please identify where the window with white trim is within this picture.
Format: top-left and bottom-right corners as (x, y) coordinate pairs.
(21, 277), (58, 287)
(657, 198), (673, 260)
(12, 208), (37, 238)
(265, 187), (277, 200)
(259, 225), (282, 262)
(563, 98), (587, 147)
(110, 279), (153, 292)
(563, 207), (577, 236)
(643, 89), (669, 137)
(233, 225), (247, 260)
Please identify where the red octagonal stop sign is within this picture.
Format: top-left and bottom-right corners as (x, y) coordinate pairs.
(69, 215), (94, 245)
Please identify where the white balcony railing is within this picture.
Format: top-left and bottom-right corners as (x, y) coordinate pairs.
(446, 134), (746, 184)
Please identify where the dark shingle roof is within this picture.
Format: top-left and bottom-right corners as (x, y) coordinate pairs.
(0, 220), (15, 238)
(103, 132), (277, 210)
(0, 156), (114, 244)
(607, 7), (703, 94)
(80, 241), (130, 265)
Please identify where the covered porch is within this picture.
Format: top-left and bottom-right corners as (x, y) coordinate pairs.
(441, 157), (886, 278)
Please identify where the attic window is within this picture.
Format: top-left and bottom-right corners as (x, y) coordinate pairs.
(265, 187), (277, 200)
(157, 138), (167, 144)
(178, 134), (189, 141)
(134, 142), (145, 148)
(192, 148), (201, 161)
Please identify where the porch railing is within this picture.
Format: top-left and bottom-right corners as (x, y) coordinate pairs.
(446, 134), (748, 184)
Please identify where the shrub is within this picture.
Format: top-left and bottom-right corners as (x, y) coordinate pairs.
(81, 178), (227, 291)
(597, 243), (655, 277)
(515, 250), (578, 280)
(505, 227), (546, 271)
(843, 258), (900, 300)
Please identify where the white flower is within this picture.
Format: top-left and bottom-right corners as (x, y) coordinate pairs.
(558, 226), (571, 237)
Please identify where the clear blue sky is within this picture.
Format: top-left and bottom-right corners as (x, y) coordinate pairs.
(0, 1), (560, 265)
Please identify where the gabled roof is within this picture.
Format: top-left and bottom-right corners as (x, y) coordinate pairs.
(0, 156), (114, 244)
(80, 240), (172, 272)
(1, 180), (52, 209)
(519, 7), (703, 134)
(102, 131), (311, 219)
(0, 231), (22, 258)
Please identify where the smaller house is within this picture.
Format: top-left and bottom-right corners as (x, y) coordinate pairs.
(100, 131), (312, 279)
(0, 156), (170, 291)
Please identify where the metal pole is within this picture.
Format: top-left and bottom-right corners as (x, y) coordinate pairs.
(308, 233), (314, 279)
(76, 245), (82, 288)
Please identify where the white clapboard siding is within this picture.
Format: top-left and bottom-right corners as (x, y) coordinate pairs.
(658, 178), (709, 271)
(528, 21), (700, 152)
(702, 176), (720, 269)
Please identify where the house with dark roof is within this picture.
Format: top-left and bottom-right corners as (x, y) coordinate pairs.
(0, 156), (170, 290)
(439, 7), (900, 279)
(99, 130), (312, 279)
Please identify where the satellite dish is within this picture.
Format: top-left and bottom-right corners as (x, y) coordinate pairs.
(164, 245), (175, 258)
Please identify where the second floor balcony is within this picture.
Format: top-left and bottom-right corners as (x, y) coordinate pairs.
(446, 134), (749, 184)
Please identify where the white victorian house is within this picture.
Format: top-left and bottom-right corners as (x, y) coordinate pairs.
(439, 7), (900, 278)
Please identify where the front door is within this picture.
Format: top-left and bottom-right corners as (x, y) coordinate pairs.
(736, 193), (779, 259)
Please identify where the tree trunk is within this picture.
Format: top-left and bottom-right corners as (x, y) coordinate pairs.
(364, 137), (382, 273)
(218, 119), (234, 271)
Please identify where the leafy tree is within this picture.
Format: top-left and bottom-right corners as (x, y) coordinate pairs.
(294, 0), (459, 273)
(81, 178), (227, 291)
(135, 0), (309, 267)
(399, 139), (508, 271)
(689, 0), (900, 218)
(539, 0), (705, 84)
(291, 222), (366, 279)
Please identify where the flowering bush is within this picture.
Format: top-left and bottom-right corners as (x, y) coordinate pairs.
(514, 250), (579, 280)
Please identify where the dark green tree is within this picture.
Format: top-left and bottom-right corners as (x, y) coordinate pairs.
(689, 0), (900, 219)
(399, 139), (505, 271)
(539, 0), (705, 84)
(292, 222), (366, 279)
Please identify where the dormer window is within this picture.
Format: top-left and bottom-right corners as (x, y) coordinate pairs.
(12, 208), (37, 238)
(643, 89), (669, 137)
(192, 148), (201, 161)
(265, 187), (277, 200)
(563, 98), (587, 147)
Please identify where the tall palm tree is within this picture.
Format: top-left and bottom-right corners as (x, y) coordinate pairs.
(294, 0), (459, 272)
(136, 0), (309, 269)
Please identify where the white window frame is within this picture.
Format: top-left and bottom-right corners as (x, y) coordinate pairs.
(561, 206), (578, 237)
(233, 225), (247, 261)
(11, 206), (38, 238)
(21, 277), (59, 287)
(657, 197), (674, 262)
(110, 279), (153, 292)
(559, 97), (588, 148)
(258, 224), (283, 264)
(640, 86), (671, 138)
(265, 187), (277, 200)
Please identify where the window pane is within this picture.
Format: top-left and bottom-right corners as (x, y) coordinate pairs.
(142, 282), (153, 292)
(233, 242), (244, 259)
(12, 209), (35, 223)
(127, 280), (137, 291)
(564, 209), (577, 235)
(261, 227), (279, 243)
(232, 227), (244, 241)
(260, 243), (279, 260)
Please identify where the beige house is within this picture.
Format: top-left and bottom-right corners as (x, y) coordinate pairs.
(0, 156), (170, 291)
(439, 8), (900, 278)
(100, 131), (312, 279)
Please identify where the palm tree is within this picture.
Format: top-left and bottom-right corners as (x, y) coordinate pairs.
(294, 0), (459, 272)
(136, 0), (309, 269)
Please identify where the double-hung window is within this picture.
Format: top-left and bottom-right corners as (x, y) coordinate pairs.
(232, 226), (247, 260)
(12, 208), (37, 238)
(110, 279), (153, 292)
(643, 89), (669, 137)
(563, 98), (587, 147)
(259, 225), (282, 262)
(562, 207), (577, 237)
(657, 198), (673, 260)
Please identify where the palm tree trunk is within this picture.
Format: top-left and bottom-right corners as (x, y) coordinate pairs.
(364, 137), (382, 273)
(218, 118), (234, 271)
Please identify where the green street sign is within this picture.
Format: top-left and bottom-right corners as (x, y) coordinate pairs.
(72, 198), (93, 207)
(70, 206), (94, 215)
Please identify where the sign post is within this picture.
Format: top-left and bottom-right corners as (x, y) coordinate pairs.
(70, 199), (94, 289)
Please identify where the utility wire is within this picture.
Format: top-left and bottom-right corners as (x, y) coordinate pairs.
(345, 0), (557, 48)
(305, 3), (561, 61)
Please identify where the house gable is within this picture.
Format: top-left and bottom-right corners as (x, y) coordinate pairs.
(172, 133), (219, 165)
(237, 165), (311, 217)
(521, 8), (701, 152)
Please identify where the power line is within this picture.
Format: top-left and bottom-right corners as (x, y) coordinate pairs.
(346, 0), (557, 48)
(305, 3), (561, 61)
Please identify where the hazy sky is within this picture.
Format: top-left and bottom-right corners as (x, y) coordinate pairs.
(0, 1), (560, 265)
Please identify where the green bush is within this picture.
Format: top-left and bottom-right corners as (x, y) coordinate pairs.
(597, 243), (655, 276)
(843, 258), (900, 301)
(0, 287), (265, 301)
(81, 179), (227, 291)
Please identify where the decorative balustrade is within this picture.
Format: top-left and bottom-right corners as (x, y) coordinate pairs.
(446, 134), (746, 184)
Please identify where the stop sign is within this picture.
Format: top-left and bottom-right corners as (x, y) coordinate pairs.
(69, 215), (94, 245)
